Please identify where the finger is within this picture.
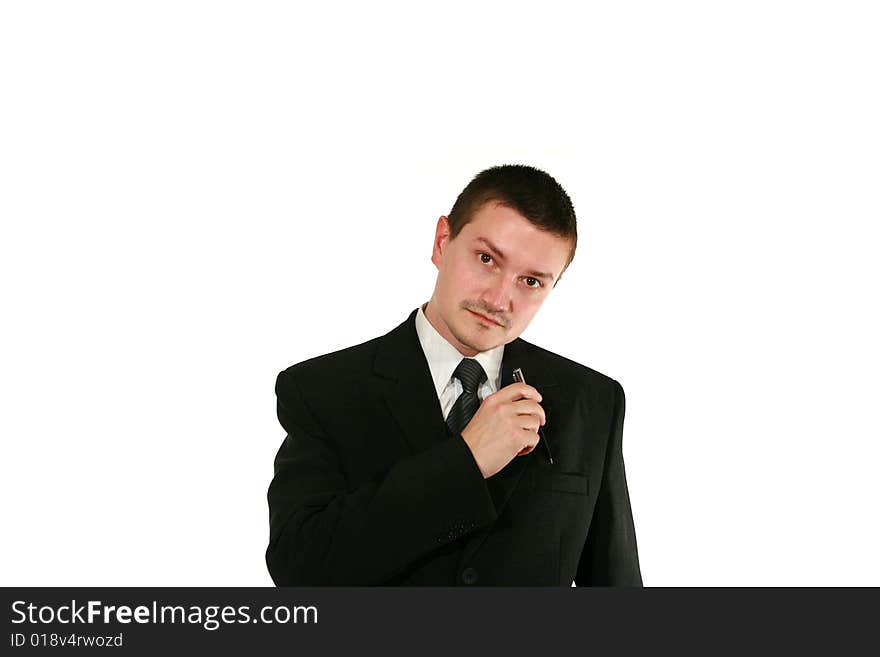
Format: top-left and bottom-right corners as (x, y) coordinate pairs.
(516, 416), (541, 432)
(497, 382), (542, 403)
(512, 400), (546, 425)
(515, 432), (540, 456)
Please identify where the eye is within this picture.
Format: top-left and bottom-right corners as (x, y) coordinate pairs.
(479, 252), (493, 265)
(523, 277), (543, 289)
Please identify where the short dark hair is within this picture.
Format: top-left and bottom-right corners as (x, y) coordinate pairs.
(447, 164), (578, 273)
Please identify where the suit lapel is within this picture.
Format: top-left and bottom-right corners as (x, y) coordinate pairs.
(373, 309), (448, 455)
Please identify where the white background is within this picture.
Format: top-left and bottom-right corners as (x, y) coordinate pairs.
(2, 1), (878, 586)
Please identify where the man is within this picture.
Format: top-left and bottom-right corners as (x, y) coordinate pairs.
(266, 164), (642, 586)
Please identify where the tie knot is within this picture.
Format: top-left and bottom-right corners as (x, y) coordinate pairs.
(453, 358), (487, 394)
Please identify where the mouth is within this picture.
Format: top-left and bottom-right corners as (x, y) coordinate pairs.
(467, 309), (504, 328)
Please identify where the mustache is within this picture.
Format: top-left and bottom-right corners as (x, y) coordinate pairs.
(461, 301), (508, 328)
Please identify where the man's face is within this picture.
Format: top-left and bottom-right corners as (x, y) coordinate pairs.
(425, 201), (573, 356)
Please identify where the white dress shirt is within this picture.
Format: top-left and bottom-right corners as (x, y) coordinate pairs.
(414, 302), (505, 420)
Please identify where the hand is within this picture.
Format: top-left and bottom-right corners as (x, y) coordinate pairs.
(460, 382), (545, 478)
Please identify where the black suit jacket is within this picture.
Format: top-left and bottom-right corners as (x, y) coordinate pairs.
(266, 309), (642, 586)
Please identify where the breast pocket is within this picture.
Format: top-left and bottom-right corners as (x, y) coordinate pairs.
(532, 470), (589, 495)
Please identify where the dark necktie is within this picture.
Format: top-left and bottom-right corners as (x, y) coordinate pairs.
(446, 358), (487, 437)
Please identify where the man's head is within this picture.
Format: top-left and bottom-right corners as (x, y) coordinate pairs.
(425, 164), (577, 356)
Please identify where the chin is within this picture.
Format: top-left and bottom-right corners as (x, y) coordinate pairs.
(466, 331), (504, 353)
(448, 327), (488, 354)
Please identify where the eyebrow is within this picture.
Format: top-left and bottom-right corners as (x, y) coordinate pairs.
(475, 237), (555, 282)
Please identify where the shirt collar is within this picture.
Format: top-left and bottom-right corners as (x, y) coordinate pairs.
(415, 302), (504, 398)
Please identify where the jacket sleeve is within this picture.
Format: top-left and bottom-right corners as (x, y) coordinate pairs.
(265, 368), (498, 585)
(575, 380), (643, 586)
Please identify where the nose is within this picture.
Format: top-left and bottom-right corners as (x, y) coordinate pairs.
(480, 276), (514, 315)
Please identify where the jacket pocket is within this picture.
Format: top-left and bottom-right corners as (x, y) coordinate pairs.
(533, 471), (589, 495)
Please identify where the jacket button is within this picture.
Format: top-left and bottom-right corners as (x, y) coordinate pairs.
(460, 567), (478, 585)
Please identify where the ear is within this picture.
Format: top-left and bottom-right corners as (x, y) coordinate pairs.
(431, 215), (452, 269)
